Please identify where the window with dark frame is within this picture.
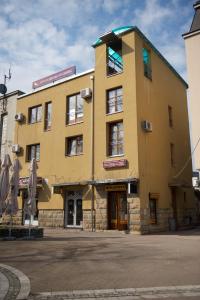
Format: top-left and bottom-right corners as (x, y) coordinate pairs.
(108, 121), (124, 156)
(66, 135), (83, 156)
(44, 102), (52, 130)
(67, 94), (83, 124)
(107, 39), (123, 76)
(170, 143), (175, 167)
(149, 198), (157, 224)
(107, 87), (123, 114)
(168, 105), (173, 128)
(29, 105), (42, 124)
(143, 47), (152, 79)
(27, 144), (40, 161)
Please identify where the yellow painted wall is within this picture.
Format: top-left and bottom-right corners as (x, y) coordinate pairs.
(15, 72), (94, 210)
(94, 31), (139, 181)
(134, 31), (194, 210)
(15, 28), (194, 219)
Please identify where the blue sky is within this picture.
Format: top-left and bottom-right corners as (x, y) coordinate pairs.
(0, 0), (195, 93)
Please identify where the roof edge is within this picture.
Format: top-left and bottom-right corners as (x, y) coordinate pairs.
(183, 28), (200, 39)
(0, 90), (24, 100)
(92, 26), (187, 88)
(134, 27), (188, 88)
(18, 69), (94, 99)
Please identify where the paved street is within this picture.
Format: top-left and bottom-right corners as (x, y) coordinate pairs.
(0, 227), (200, 299)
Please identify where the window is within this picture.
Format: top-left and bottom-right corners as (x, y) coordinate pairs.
(67, 94), (83, 124)
(44, 102), (52, 130)
(27, 144), (40, 161)
(170, 143), (175, 167)
(29, 105), (42, 124)
(107, 87), (122, 114)
(149, 198), (157, 224)
(107, 39), (123, 76)
(66, 135), (83, 156)
(0, 113), (8, 159)
(143, 47), (152, 79)
(109, 121), (124, 156)
(168, 105), (173, 128)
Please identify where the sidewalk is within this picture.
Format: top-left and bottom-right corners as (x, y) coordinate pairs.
(0, 227), (200, 299)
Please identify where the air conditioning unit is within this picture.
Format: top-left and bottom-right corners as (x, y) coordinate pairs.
(12, 144), (21, 153)
(15, 113), (24, 122)
(80, 88), (92, 99)
(142, 120), (152, 132)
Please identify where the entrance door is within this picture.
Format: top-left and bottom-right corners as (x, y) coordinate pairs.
(22, 190), (39, 226)
(65, 191), (83, 227)
(108, 191), (128, 230)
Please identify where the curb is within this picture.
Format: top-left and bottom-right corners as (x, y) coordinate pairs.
(30, 285), (200, 299)
(0, 264), (30, 300)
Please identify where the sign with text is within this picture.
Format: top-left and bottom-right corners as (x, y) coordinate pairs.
(105, 184), (126, 191)
(32, 66), (76, 89)
(103, 159), (128, 169)
(19, 176), (43, 187)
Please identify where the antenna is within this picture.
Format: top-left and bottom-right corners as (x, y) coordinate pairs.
(0, 66), (12, 111)
(4, 67), (12, 85)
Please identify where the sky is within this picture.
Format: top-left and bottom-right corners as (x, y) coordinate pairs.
(0, 0), (195, 93)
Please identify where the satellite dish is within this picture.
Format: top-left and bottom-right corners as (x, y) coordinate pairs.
(0, 84), (7, 95)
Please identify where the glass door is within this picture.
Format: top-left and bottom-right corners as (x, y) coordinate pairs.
(65, 191), (83, 227)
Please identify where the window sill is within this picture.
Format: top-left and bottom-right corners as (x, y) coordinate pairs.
(66, 121), (84, 126)
(106, 111), (123, 116)
(26, 160), (40, 163)
(28, 121), (42, 125)
(66, 153), (83, 157)
(108, 154), (124, 158)
(107, 71), (123, 78)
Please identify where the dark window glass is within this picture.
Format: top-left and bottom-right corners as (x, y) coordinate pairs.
(29, 105), (42, 124)
(109, 122), (124, 156)
(66, 136), (83, 156)
(143, 48), (152, 79)
(67, 94), (83, 124)
(107, 38), (123, 76)
(27, 144), (40, 161)
(107, 87), (122, 114)
(44, 102), (52, 130)
(168, 105), (173, 128)
(170, 143), (175, 167)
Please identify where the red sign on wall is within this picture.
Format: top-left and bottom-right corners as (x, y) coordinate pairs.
(19, 177), (43, 186)
(103, 159), (128, 169)
(32, 66), (76, 89)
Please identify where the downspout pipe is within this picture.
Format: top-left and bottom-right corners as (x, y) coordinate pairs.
(90, 75), (95, 232)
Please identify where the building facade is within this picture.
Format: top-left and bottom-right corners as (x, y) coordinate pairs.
(183, 1), (200, 171)
(0, 90), (24, 162)
(13, 26), (197, 233)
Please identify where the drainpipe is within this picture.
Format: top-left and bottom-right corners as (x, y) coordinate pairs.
(90, 75), (95, 231)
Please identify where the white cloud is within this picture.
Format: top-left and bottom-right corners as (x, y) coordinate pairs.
(0, 0), (193, 92)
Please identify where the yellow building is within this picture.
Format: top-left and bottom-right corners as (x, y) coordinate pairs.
(14, 26), (197, 233)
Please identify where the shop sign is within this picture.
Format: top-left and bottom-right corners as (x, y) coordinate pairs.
(105, 184), (126, 191)
(19, 177), (43, 187)
(149, 192), (160, 199)
(32, 66), (76, 89)
(103, 159), (128, 169)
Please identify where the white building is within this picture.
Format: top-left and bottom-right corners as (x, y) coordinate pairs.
(0, 90), (24, 162)
(183, 1), (200, 172)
